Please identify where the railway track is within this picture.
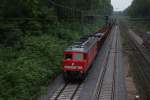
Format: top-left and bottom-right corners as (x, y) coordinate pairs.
(50, 82), (83, 100)
(128, 31), (150, 100)
(129, 31), (150, 81)
(48, 25), (126, 100)
(91, 26), (120, 100)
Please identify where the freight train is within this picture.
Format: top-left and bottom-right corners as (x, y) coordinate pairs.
(61, 19), (114, 81)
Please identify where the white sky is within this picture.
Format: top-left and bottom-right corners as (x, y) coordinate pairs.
(111, 0), (133, 11)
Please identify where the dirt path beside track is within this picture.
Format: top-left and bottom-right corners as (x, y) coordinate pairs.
(124, 55), (138, 100)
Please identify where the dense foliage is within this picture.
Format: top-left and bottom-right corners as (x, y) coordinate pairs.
(125, 0), (150, 31)
(126, 0), (150, 17)
(0, 0), (112, 100)
(53, 0), (113, 17)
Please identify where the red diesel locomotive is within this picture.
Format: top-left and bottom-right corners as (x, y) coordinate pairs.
(61, 25), (111, 80)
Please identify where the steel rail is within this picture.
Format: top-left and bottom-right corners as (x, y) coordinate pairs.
(94, 26), (115, 100)
(50, 83), (68, 100)
(50, 82), (82, 100)
(91, 26), (118, 100)
(128, 31), (150, 99)
(129, 31), (150, 81)
(111, 27), (119, 100)
(99, 26), (118, 100)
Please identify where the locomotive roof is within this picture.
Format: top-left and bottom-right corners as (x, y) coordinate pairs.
(65, 34), (99, 52)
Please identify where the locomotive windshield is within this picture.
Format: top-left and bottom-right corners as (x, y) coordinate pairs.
(64, 53), (84, 60)
(65, 54), (72, 60)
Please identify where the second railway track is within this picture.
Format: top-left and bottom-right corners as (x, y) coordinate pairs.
(128, 30), (150, 99)
(92, 26), (119, 100)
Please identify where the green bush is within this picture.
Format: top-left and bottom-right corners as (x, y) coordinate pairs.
(0, 25), (82, 100)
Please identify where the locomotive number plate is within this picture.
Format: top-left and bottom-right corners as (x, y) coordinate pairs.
(64, 66), (77, 69)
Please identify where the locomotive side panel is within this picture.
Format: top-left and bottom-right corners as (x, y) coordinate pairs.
(86, 43), (98, 71)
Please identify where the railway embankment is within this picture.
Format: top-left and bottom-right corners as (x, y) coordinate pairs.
(120, 19), (150, 100)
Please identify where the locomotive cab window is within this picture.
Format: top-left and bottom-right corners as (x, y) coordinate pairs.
(75, 53), (84, 60)
(65, 54), (72, 60)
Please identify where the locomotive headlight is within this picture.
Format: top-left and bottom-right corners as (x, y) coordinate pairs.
(64, 66), (82, 69)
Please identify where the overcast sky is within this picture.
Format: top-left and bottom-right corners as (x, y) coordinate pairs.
(111, 0), (133, 11)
